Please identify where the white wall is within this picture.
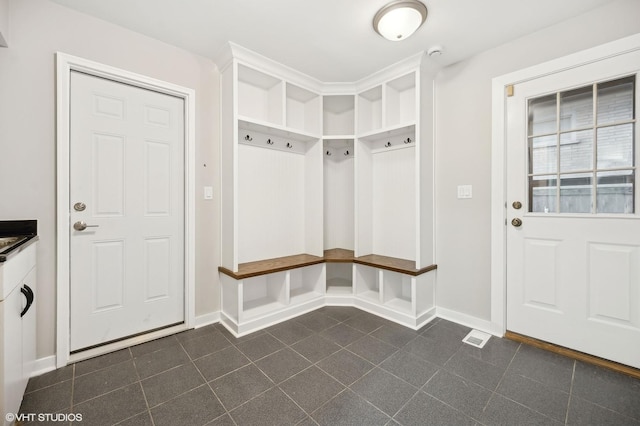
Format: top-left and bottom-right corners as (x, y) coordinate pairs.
(0, 0), (8, 46)
(434, 0), (640, 322)
(0, 0), (220, 360)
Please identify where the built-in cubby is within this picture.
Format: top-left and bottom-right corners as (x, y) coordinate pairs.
(357, 126), (417, 262)
(385, 72), (417, 128)
(242, 272), (287, 320)
(357, 86), (383, 135)
(323, 95), (355, 137)
(286, 83), (321, 135)
(237, 64), (283, 126)
(219, 254), (326, 336)
(355, 264), (380, 303)
(326, 263), (353, 295)
(323, 139), (354, 251)
(219, 45), (436, 335)
(289, 264), (324, 305)
(382, 270), (412, 313)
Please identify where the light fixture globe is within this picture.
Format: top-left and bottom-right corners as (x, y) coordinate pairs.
(373, 0), (428, 41)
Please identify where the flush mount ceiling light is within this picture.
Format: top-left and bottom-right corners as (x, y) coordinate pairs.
(373, 0), (428, 41)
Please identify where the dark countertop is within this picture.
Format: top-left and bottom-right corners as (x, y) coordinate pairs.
(0, 220), (38, 262)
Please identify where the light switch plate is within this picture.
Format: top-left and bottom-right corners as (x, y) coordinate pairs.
(204, 186), (213, 200)
(457, 185), (472, 199)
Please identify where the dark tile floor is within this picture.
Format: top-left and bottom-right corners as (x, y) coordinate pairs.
(19, 306), (640, 426)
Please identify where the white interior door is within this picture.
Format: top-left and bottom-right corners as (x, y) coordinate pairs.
(506, 50), (640, 368)
(69, 71), (185, 352)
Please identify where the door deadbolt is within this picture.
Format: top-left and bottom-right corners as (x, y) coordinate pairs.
(512, 201), (522, 210)
(74, 202), (86, 212)
(511, 218), (522, 227)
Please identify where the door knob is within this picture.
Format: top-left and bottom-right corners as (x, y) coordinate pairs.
(511, 218), (522, 227)
(73, 221), (99, 231)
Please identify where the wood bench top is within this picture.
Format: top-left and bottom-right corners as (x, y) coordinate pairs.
(218, 249), (437, 279)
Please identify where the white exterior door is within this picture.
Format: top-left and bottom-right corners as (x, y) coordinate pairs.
(506, 50), (640, 368)
(69, 71), (185, 351)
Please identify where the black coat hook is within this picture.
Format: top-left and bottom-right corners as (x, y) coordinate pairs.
(286, 142), (293, 149)
(344, 150), (350, 156)
(385, 141), (392, 147)
(244, 134), (253, 141)
(267, 139), (274, 145)
(404, 138), (412, 144)
(326, 150), (332, 156)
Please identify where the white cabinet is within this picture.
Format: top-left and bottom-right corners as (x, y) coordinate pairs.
(218, 45), (436, 335)
(353, 263), (435, 328)
(220, 260), (325, 336)
(218, 44), (327, 336)
(220, 46), (323, 272)
(351, 61), (436, 328)
(1, 242), (37, 425)
(355, 63), (435, 270)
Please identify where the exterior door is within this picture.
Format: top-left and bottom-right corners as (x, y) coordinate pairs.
(69, 71), (185, 351)
(506, 50), (640, 368)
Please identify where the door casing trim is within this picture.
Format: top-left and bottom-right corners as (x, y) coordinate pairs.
(491, 33), (640, 337)
(55, 52), (196, 368)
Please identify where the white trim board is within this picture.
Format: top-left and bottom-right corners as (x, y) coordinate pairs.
(436, 307), (499, 337)
(194, 311), (221, 328)
(490, 33), (640, 336)
(55, 52), (197, 368)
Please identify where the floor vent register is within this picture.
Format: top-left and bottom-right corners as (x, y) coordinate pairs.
(462, 329), (492, 348)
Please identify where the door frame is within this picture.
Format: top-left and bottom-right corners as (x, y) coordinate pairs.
(55, 52), (196, 368)
(490, 33), (640, 336)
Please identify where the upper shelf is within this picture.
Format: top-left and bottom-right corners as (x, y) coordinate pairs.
(357, 71), (418, 136)
(237, 64), (321, 137)
(238, 117), (321, 143)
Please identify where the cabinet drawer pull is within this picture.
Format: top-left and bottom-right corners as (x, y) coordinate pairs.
(20, 284), (34, 317)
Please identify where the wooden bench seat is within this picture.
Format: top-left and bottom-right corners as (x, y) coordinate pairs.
(219, 249), (437, 280)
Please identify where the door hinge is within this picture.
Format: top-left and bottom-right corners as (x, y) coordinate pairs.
(506, 85), (514, 97)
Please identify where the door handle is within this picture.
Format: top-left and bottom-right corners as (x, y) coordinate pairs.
(73, 221), (99, 231)
(20, 285), (34, 317)
(511, 218), (522, 227)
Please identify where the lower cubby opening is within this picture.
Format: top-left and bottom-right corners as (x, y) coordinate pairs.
(355, 264), (380, 303)
(326, 262), (353, 295)
(382, 270), (413, 314)
(289, 264), (325, 304)
(241, 272), (287, 320)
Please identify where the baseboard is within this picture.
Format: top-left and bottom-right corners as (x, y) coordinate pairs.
(194, 311), (220, 328)
(436, 307), (500, 336)
(30, 355), (57, 378)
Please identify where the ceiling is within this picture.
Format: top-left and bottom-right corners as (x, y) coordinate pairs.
(50, 0), (616, 82)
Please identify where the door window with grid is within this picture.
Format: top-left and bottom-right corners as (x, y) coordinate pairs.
(527, 76), (636, 214)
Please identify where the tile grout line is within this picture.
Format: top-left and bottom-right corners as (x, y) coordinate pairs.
(253, 330), (329, 421)
(129, 346), (156, 426)
(180, 338), (238, 425)
(481, 342), (522, 414)
(564, 361), (576, 426)
(419, 376), (488, 425)
(69, 362), (75, 422)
